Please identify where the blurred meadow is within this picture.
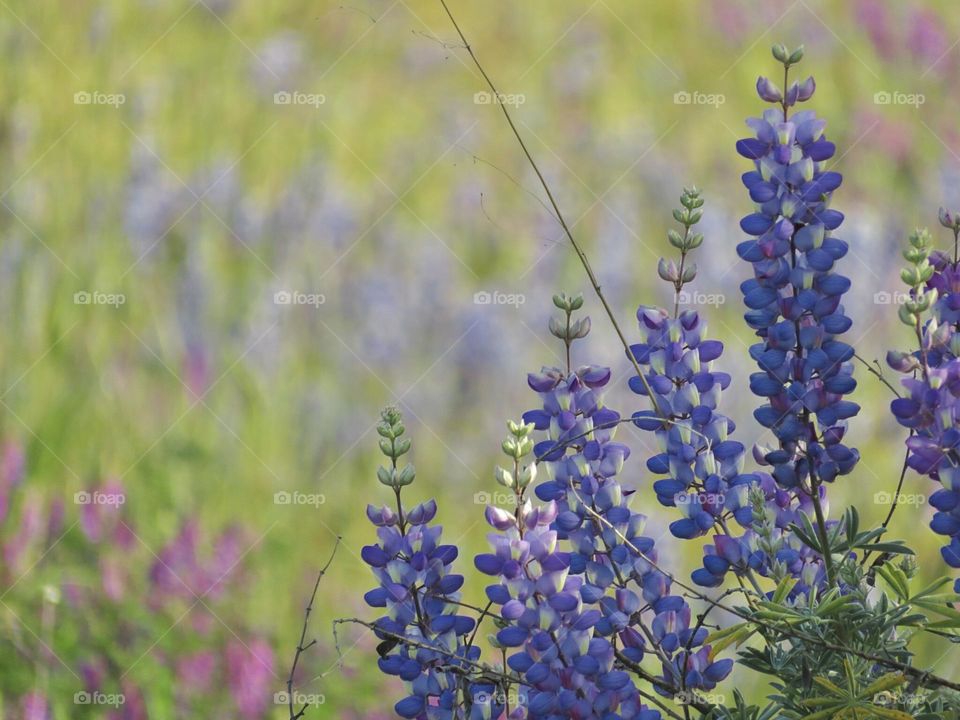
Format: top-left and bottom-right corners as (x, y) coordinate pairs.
(1, 0), (959, 716)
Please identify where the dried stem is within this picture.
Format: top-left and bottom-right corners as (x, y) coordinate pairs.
(288, 537), (341, 720)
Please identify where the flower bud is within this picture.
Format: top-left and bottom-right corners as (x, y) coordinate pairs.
(495, 465), (514, 488)
(570, 317), (591, 339)
(885, 350), (919, 373)
(377, 465), (395, 486)
(756, 76), (783, 103)
(939, 207), (959, 230)
(788, 45), (804, 64)
(784, 81), (800, 107)
(797, 76), (815, 102)
(898, 304), (917, 326)
(658, 258), (680, 282)
(771, 43), (789, 63)
(667, 229), (685, 249)
(397, 464), (416, 486)
(548, 316), (567, 339)
(517, 462), (537, 489)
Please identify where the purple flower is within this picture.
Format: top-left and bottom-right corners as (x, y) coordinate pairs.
(226, 638), (275, 720)
(736, 74), (860, 488)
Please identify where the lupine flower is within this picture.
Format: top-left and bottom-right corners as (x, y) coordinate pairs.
(627, 190), (768, 590)
(888, 225), (960, 589)
(363, 408), (479, 719)
(519, 358), (732, 701)
(629, 306), (754, 539)
(736, 66), (859, 458)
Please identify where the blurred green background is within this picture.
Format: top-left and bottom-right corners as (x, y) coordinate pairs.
(0, 0), (959, 716)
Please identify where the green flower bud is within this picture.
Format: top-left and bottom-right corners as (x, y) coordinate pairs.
(377, 465), (395, 486)
(397, 464), (416, 486)
(788, 45), (804, 64)
(548, 316), (567, 340)
(772, 43), (789, 63)
(667, 228), (686, 249)
(570, 317), (591, 339)
(495, 465), (514, 488)
(898, 304), (917, 326)
(658, 258), (680, 282)
(517, 462), (537, 489)
(517, 436), (534, 457)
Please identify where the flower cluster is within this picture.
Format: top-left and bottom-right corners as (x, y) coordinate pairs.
(887, 224), (960, 589)
(736, 48), (860, 493)
(627, 189), (768, 591)
(352, 42), (960, 720)
(727, 46), (862, 593)
(514, 298), (731, 701)
(362, 407), (480, 719)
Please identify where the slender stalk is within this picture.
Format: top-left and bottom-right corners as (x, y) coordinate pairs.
(437, 0), (665, 422)
(288, 538), (341, 720)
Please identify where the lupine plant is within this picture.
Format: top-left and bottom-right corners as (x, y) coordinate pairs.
(310, 27), (960, 720)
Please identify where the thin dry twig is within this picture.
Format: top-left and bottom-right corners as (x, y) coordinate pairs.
(288, 537), (341, 719)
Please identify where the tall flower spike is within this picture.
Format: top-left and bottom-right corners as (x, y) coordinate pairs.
(509, 302), (730, 711)
(477, 304), (661, 719)
(887, 225), (960, 591)
(363, 407), (480, 719)
(629, 190), (763, 591)
(736, 46), (860, 494)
